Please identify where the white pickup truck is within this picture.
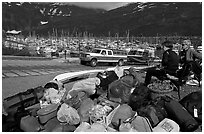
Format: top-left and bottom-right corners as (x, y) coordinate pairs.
(80, 48), (127, 67)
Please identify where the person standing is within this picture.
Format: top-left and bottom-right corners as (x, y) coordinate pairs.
(144, 40), (179, 86)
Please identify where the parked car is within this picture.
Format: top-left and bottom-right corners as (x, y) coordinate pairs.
(127, 49), (151, 65)
(127, 49), (162, 66)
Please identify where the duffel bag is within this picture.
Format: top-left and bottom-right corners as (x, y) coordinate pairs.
(179, 91), (202, 123)
(137, 104), (168, 127)
(3, 86), (44, 117)
(128, 85), (151, 111)
(111, 104), (134, 129)
(108, 75), (136, 103)
(43, 117), (76, 132)
(20, 115), (44, 132)
(37, 104), (59, 124)
(64, 91), (88, 109)
(164, 98), (199, 132)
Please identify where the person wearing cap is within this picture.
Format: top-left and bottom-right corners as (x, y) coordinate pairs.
(144, 40), (179, 86)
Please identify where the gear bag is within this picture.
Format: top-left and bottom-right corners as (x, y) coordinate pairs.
(111, 104), (134, 128)
(137, 104), (168, 127)
(108, 74), (138, 103)
(20, 115), (44, 132)
(37, 104), (59, 124)
(128, 85), (151, 111)
(3, 86), (44, 121)
(120, 112), (153, 132)
(164, 98), (199, 132)
(179, 91), (202, 123)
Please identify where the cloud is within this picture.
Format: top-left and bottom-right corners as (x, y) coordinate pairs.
(68, 2), (131, 10)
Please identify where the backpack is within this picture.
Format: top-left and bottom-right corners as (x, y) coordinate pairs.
(108, 75), (138, 103)
(179, 91), (202, 123)
(164, 98), (199, 131)
(137, 104), (168, 127)
(111, 104), (133, 129)
(128, 85), (152, 111)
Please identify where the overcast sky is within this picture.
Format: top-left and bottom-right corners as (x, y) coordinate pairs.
(67, 2), (131, 10)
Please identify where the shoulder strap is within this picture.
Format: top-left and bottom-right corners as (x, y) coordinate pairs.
(18, 92), (26, 111)
(144, 116), (153, 132)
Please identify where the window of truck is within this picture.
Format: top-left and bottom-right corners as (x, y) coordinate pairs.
(108, 51), (112, 55)
(101, 50), (106, 55)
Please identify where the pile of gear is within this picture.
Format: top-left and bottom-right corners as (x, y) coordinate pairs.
(2, 67), (202, 132)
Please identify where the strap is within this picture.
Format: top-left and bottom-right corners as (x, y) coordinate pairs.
(18, 92), (25, 111)
(144, 116), (153, 132)
(123, 112), (138, 123)
(32, 89), (38, 103)
(126, 113), (153, 132)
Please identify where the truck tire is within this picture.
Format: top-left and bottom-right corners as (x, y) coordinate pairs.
(90, 59), (97, 67)
(118, 59), (124, 66)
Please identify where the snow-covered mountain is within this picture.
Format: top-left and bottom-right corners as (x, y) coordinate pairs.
(2, 2), (202, 37)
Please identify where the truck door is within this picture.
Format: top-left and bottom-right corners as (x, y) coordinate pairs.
(107, 50), (115, 61)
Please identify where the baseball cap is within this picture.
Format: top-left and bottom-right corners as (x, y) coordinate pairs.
(162, 41), (173, 48)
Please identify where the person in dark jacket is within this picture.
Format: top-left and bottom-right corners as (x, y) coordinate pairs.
(97, 70), (119, 90)
(144, 40), (179, 86)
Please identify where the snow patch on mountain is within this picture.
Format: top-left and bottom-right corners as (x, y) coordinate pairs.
(41, 21), (48, 25)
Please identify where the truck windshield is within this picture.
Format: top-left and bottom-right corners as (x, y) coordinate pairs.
(92, 49), (101, 53)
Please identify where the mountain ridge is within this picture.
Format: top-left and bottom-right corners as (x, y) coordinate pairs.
(2, 2), (202, 37)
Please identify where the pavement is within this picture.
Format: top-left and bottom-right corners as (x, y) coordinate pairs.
(2, 56), (80, 78)
(2, 56), (80, 67)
